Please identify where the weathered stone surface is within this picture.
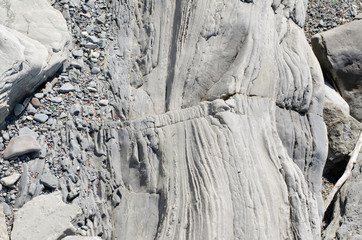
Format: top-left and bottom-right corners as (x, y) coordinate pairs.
(323, 98), (361, 174)
(0, 0), (70, 123)
(95, 0), (327, 239)
(0, 205), (9, 240)
(0, 173), (21, 187)
(323, 149), (362, 239)
(312, 20), (362, 121)
(3, 135), (41, 159)
(11, 191), (81, 240)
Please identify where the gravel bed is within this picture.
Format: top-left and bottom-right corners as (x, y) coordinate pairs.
(304, 0), (362, 42)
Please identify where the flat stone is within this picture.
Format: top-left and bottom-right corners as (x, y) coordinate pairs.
(50, 97), (63, 103)
(99, 99), (109, 106)
(72, 49), (83, 58)
(26, 103), (37, 115)
(3, 135), (41, 159)
(58, 83), (76, 93)
(86, 36), (99, 44)
(91, 67), (101, 74)
(40, 173), (58, 189)
(11, 191), (81, 240)
(33, 114), (48, 123)
(34, 93), (44, 99)
(0, 173), (21, 187)
(18, 127), (38, 139)
(31, 98), (42, 108)
(84, 43), (98, 49)
(14, 104), (25, 116)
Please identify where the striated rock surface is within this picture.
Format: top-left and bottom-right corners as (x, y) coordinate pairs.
(0, 0), (331, 239)
(91, 0), (327, 239)
(0, 0), (70, 123)
(312, 20), (362, 121)
(11, 191), (81, 240)
(323, 149), (362, 239)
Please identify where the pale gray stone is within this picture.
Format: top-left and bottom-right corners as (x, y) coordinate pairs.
(0, 173), (21, 187)
(11, 191), (81, 240)
(0, 0), (70, 123)
(50, 97), (63, 103)
(33, 113), (49, 123)
(18, 127), (38, 139)
(3, 135), (41, 159)
(40, 173), (58, 189)
(99, 99), (109, 106)
(59, 83), (76, 93)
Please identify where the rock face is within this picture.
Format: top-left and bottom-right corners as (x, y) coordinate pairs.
(11, 191), (81, 240)
(322, 149), (362, 239)
(92, 0), (327, 239)
(312, 20), (362, 121)
(0, 0), (70, 123)
(0, 0), (330, 239)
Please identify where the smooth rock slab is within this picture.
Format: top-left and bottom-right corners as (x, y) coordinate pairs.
(3, 135), (41, 159)
(40, 173), (58, 189)
(59, 83), (76, 93)
(0, 173), (21, 187)
(11, 191), (81, 240)
(19, 127), (38, 139)
(33, 113), (49, 123)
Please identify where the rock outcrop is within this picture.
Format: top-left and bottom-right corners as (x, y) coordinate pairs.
(0, 0), (70, 123)
(98, 0), (326, 239)
(322, 148), (362, 239)
(11, 191), (81, 240)
(312, 19), (362, 121)
(0, 0), (332, 239)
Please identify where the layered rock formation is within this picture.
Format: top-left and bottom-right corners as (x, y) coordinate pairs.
(0, 0), (70, 123)
(0, 0), (332, 239)
(100, 0), (327, 239)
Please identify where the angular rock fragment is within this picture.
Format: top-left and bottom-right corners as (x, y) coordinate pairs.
(0, 173), (21, 187)
(3, 135), (41, 159)
(11, 191), (81, 240)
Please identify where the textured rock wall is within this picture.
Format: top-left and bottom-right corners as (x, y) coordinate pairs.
(98, 0), (327, 239)
(0, 0), (329, 239)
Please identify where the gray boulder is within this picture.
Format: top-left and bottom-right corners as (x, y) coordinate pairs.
(312, 20), (362, 121)
(3, 135), (41, 159)
(0, 0), (70, 123)
(11, 191), (81, 240)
